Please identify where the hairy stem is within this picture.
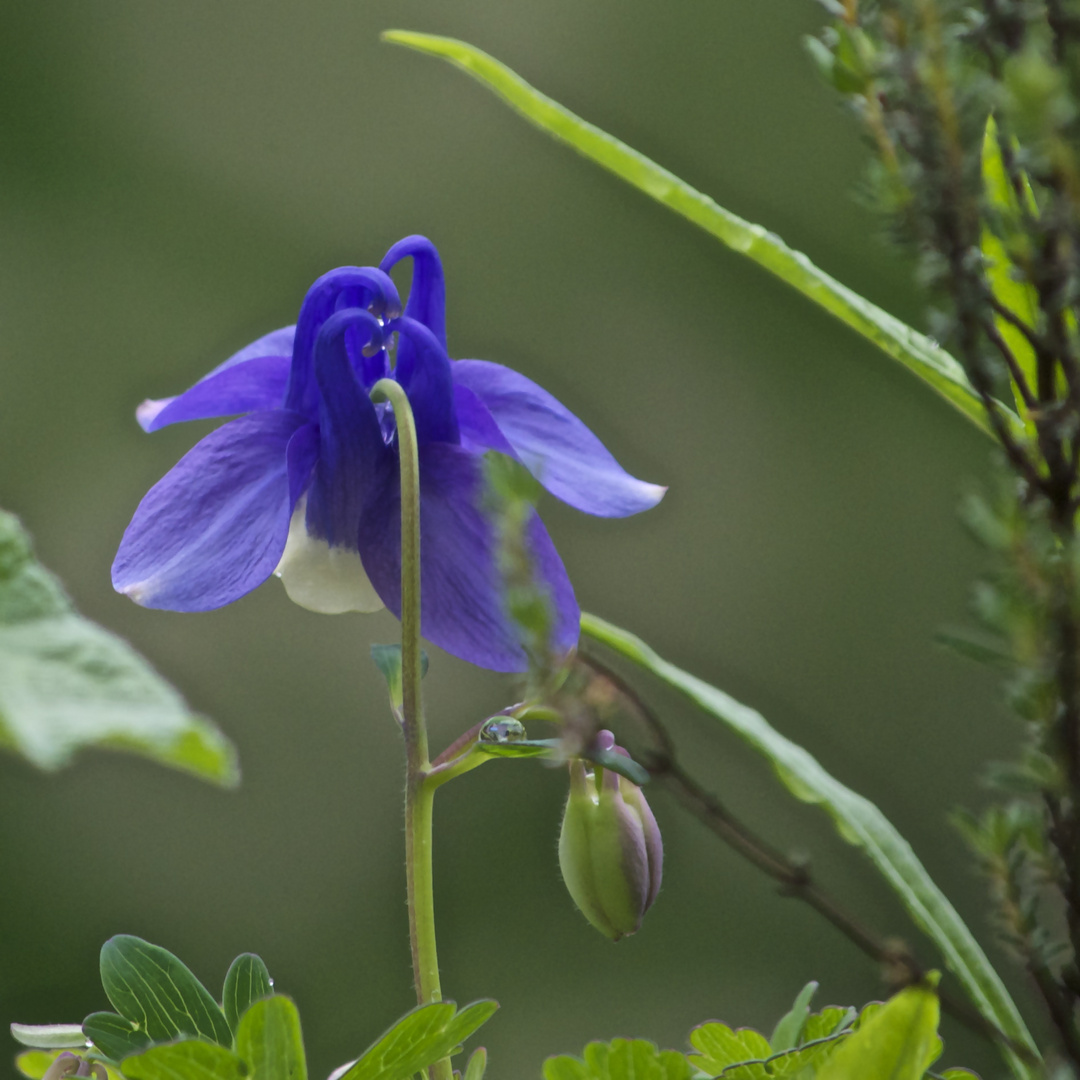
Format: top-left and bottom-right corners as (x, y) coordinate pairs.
(371, 378), (451, 1080)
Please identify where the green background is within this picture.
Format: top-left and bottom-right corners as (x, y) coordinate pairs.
(0, 3), (1028, 1077)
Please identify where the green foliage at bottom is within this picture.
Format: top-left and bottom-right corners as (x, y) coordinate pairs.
(337, 999), (498, 1080)
(543, 979), (976, 1080)
(11, 939), (974, 1080)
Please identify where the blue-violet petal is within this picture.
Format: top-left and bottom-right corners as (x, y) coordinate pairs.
(137, 355), (290, 432)
(112, 410), (306, 611)
(357, 443), (579, 672)
(452, 360), (666, 517)
(387, 316), (459, 446)
(305, 309), (390, 547)
(286, 267), (400, 417)
(380, 235), (447, 349)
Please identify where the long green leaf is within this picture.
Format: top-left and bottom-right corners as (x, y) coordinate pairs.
(579, 612), (1038, 1079)
(383, 31), (1018, 439)
(222, 953), (273, 1034)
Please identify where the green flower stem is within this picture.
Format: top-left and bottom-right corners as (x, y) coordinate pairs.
(370, 380), (425, 766)
(370, 379), (452, 1080)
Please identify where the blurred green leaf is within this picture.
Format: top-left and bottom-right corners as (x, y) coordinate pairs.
(932, 628), (1014, 669)
(463, 1047), (488, 1080)
(687, 1023), (771, 1074)
(235, 997), (306, 1080)
(0, 509), (237, 784)
(720, 1038), (848, 1079)
(99, 936), (232, 1049)
(10, 1025), (86, 1050)
(816, 982), (939, 1080)
(371, 644), (428, 714)
(15, 1050), (62, 1079)
(370, 644), (404, 712)
(339, 1000), (497, 1080)
(16, 1051), (123, 1080)
(802, 1007), (856, 1043)
(222, 953), (273, 1034)
(82, 1014), (151, 1062)
(383, 31), (1016, 439)
(981, 116), (1040, 425)
(769, 981), (818, 1052)
(543, 1039), (691, 1080)
(119, 1041), (246, 1080)
(580, 612), (1040, 1080)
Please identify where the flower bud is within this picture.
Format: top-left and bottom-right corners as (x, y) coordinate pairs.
(558, 731), (662, 940)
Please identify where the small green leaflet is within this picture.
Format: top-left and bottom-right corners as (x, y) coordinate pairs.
(118, 1041), (247, 1080)
(371, 644), (428, 715)
(95, 935), (232, 1049)
(337, 1000), (497, 1080)
(463, 1047), (488, 1080)
(222, 953), (274, 1034)
(801, 1008), (856, 1044)
(768, 981), (818, 1052)
(579, 612), (1040, 1080)
(0, 509), (237, 784)
(816, 982), (940, 1080)
(9, 1025), (87, 1050)
(720, 1040), (846, 1079)
(82, 1013), (151, 1062)
(382, 31), (1020, 440)
(542, 1041), (679, 1080)
(686, 999), (856, 1079)
(543, 1038), (691, 1080)
(235, 997), (307, 1080)
(687, 1024), (771, 1074)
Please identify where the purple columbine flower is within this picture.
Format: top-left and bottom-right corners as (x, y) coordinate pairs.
(112, 236), (665, 672)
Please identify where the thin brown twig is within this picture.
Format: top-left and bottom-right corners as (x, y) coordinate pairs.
(968, 358), (1046, 493)
(988, 297), (1051, 371)
(983, 316), (1039, 409)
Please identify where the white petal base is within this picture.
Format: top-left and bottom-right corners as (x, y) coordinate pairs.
(274, 503), (384, 614)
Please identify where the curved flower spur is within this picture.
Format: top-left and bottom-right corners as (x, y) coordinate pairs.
(112, 236), (666, 671)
